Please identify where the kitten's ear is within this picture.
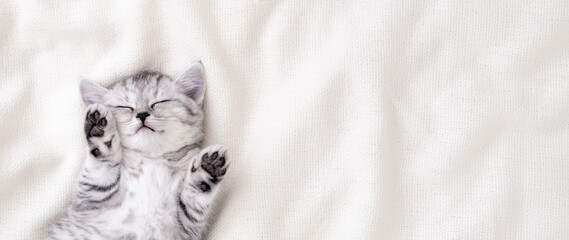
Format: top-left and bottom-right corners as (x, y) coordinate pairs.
(175, 62), (205, 106)
(80, 79), (108, 106)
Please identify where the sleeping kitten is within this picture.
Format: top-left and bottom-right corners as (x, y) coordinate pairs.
(46, 62), (229, 240)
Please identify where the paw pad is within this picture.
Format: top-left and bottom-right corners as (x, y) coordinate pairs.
(85, 110), (107, 138)
(199, 181), (211, 192)
(90, 148), (101, 157)
(201, 150), (228, 179)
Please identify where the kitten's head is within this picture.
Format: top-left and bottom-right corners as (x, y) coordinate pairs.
(80, 62), (205, 156)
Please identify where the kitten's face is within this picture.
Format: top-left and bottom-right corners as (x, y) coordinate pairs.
(81, 63), (205, 156)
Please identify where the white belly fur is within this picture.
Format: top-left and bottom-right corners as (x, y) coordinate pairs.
(95, 160), (186, 239)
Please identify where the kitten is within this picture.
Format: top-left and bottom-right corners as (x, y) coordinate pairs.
(46, 62), (229, 240)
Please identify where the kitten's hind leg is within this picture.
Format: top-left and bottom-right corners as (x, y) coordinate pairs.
(73, 104), (123, 210)
(178, 145), (230, 238)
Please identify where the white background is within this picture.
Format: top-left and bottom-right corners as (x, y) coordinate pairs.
(0, 1), (568, 239)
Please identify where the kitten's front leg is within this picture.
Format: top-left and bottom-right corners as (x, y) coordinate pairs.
(73, 104), (123, 211)
(178, 145), (229, 239)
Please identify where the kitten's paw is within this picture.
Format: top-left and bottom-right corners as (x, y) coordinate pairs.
(191, 145), (229, 183)
(85, 104), (110, 138)
(84, 104), (120, 159)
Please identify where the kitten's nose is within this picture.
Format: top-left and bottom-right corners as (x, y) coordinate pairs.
(136, 112), (150, 123)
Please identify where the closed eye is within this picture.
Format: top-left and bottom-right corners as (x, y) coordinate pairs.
(151, 100), (171, 109)
(114, 106), (134, 112)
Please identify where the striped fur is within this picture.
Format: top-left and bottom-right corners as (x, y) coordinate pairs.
(46, 63), (229, 240)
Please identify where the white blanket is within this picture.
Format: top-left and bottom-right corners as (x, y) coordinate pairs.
(1, 1), (568, 239)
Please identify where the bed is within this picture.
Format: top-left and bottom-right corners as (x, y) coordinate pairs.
(1, 1), (568, 239)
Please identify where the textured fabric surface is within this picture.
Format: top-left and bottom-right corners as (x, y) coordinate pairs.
(1, 1), (568, 239)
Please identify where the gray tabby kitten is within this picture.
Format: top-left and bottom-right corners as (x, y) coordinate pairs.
(46, 62), (229, 240)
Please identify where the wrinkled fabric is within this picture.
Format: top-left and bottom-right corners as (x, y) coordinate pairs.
(1, 1), (568, 239)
